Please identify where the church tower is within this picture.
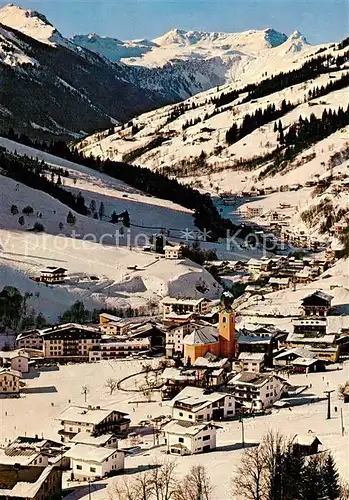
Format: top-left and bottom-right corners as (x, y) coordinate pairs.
(219, 309), (236, 359)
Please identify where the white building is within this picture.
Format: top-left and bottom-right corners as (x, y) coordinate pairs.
(89, 338), (151, 361)
(237, 352), (265, 373)
(164, 245), (183, 260)
(65, 444), (124, 481)
(0, 368), (21, 394)
(228, 372), (287, 411)
(165, 323), (196, 355)
(162, 297), (212, 321)
(56, 405), (130, 442)
(168, 386), (235, 422)
(16, 330), (43, 350)
(0, 350), (29, 374)
(162, 420), (217, 455)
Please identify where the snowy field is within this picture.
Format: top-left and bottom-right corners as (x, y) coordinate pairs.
(0, 359), (348, 500)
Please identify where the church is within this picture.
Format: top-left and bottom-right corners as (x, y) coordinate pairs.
(183, 310), (236, 364)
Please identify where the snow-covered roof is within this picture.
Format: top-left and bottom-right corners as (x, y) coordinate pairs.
(70, 432), (115, 446)
(291, 357), (318, 367)
(183, 325), (218, 346)
(0, 368), (21, 378)
(292, 434), (322, 446)
(56, 405), (127, 424)
(162, 420), (217, 436)
(168, 386), (231, 411)
(229, 372), (286, 387)
(238, 352), (265, 361)
(193, 357), (229, 368)
(301, 290), (334, 303)
(40, 323), (100, 336)
(274, 348), (316, 360)
(64, 443), (120, 463)
(0, 349), (29, 360)
(161, 367), (196, 382)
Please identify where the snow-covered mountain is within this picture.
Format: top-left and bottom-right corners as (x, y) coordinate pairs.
(71, 26), (313, 99)
(0, 4), (172, 139)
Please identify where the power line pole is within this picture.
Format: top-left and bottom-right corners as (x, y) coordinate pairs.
(340, 408), (345, 436)
(239, 409), (245, 448)
(324, 390), (335, 419)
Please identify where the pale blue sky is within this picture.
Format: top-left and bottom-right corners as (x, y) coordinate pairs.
(2, 0), (348, 44)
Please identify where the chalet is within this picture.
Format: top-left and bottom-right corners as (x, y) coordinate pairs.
(163, 421), (218, 455)
(161, 367), (198, 399)
(41, 323), (102, 361)
(248, 258), (273, 276)
(292, 435), (322, 456)
(0, 436), (69, 469)
(64, 444), (124, 481)
(237, 334), (275, 368)
(237, 352), (265, 373)
(274, 348), (316, 367)
(0, 368), (21, 394)
(89, 338), (151, 361)
(228, 372), (288, 411)
(40, 267), (67, 284)
(242, 206), (263, 217)
(70, 432), (118, 449)
(164, 245), (183, 259)
(168, 386), (235, 422)
(129, 321), (166, 350)
(0, 464), (62, 500)
(292, 318), (327, 337)
(300, 291), (333, 317)
(16, 330), (43, 350)
(0, 349), (29, 374)
(285, 333), (339, 363)
(162, 297), (212, 321)
(295, 268), (312, 284)
(268, 277), (291, 291)
(56, 405), (130, 442)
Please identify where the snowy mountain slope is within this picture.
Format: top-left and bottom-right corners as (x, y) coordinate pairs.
(0, 3), (72, 47)
(0, 139), (222, 320)
(77, 68), (349, 172)
(0, 229), (221, 322)
(0, 136), (195, 240)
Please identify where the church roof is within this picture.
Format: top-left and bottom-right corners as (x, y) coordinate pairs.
(183, 325), (218, 346)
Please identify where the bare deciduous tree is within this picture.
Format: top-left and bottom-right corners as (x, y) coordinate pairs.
(173, 466), (212, 500)
(232, 444), (266, 500)
(105, 377), (118, 395)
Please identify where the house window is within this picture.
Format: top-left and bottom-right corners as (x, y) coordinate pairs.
(76, 465), (82, 470)
(189, 414), (193, 419)
(179, 412), (183, 417)
(203, 435), (210, 441)
(90, 467), (96, 472)
(178, 437), (184, 443)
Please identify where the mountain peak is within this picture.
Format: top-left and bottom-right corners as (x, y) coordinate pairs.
(0, 3), (63, 45)
(264, 28), (288, 47)
(288, 30), (309, 43)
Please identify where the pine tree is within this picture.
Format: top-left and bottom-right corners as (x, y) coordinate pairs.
(89, 200), (96, 213)
(66, 211), (76, 226)
(18, 216), (25, 226)
(274, 122), (278, 133)
(123, 210), (130, 228)
(10, 205), (19, 215)
(110, 211), (118, 224)
(323, 453), (340, 500)
(98, 202), (105, 220)
(278, 120), (284, 144)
